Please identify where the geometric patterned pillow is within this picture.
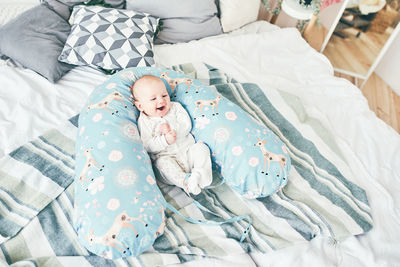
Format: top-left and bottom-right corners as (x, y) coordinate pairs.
(58, 5), (159, 70)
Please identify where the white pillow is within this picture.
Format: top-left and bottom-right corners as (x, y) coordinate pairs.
(0, 0), (38, 26)
(219, 0), (260, 32)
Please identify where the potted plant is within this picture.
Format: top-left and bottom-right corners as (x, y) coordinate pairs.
(262, 0), (321, 16)
(262, 0), (322, 31)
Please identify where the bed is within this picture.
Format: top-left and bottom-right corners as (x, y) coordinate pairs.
(0, 1), (399, 266)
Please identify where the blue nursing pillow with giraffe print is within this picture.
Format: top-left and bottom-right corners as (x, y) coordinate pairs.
(154, 67), (291, 198)
(74, 68), (166, 259)
(74, 66), (290, 259)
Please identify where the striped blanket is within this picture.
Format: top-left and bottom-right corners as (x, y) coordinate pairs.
(0, 63), (372, 266)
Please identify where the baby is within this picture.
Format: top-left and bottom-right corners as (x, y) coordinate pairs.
(132, 75), (212, 195)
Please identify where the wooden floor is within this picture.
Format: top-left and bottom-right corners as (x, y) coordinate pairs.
(362, 74), (400, 133)
(304, 24), (400, 134)
(323, 28), (391, 77)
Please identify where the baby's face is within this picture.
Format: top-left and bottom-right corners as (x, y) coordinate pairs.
(134, 78), (171, 117)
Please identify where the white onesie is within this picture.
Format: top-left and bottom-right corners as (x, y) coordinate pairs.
(138, 102), (212, 194)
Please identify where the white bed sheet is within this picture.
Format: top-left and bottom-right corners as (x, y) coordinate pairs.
(1, 20), (399, 267)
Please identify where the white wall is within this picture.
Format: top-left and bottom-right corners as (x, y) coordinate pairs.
(374, 33), (400, 96)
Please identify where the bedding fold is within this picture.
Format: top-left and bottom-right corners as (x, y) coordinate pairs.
(0, 63), (372, 266)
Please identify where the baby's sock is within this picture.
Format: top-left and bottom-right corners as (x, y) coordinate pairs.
(196, 168), (213, 189)
(186, 172), (201, 195)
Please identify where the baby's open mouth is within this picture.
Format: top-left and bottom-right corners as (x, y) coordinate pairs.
(157, 106), (165, 111)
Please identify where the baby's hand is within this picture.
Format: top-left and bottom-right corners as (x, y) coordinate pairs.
(165, 130), (176, 145)
(159, 123), (171, 134)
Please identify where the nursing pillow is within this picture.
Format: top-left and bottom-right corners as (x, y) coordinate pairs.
(157, 67), (292, 198)
(74, 66), (290, 259)
(74, 70), (166, 259)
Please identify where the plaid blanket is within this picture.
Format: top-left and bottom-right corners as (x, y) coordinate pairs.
(0, 63), (372, 266)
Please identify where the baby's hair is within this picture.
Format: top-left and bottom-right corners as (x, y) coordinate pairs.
(131, 75), (163, 100)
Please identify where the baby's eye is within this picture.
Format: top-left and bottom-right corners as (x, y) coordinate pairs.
(151, 98), (156, 101)
(163, 95), (168, 98)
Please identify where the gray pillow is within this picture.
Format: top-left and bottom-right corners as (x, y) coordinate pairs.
(59, 0), (125, 8)
(125, 0), (223, 44)
(0, 4), (74, 83)
(42, 0), (126, 21)
(42, 0), (72, 21)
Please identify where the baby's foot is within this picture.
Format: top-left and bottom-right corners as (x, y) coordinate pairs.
(195, 168), (213, 189)
(186, 172), (201, 195)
